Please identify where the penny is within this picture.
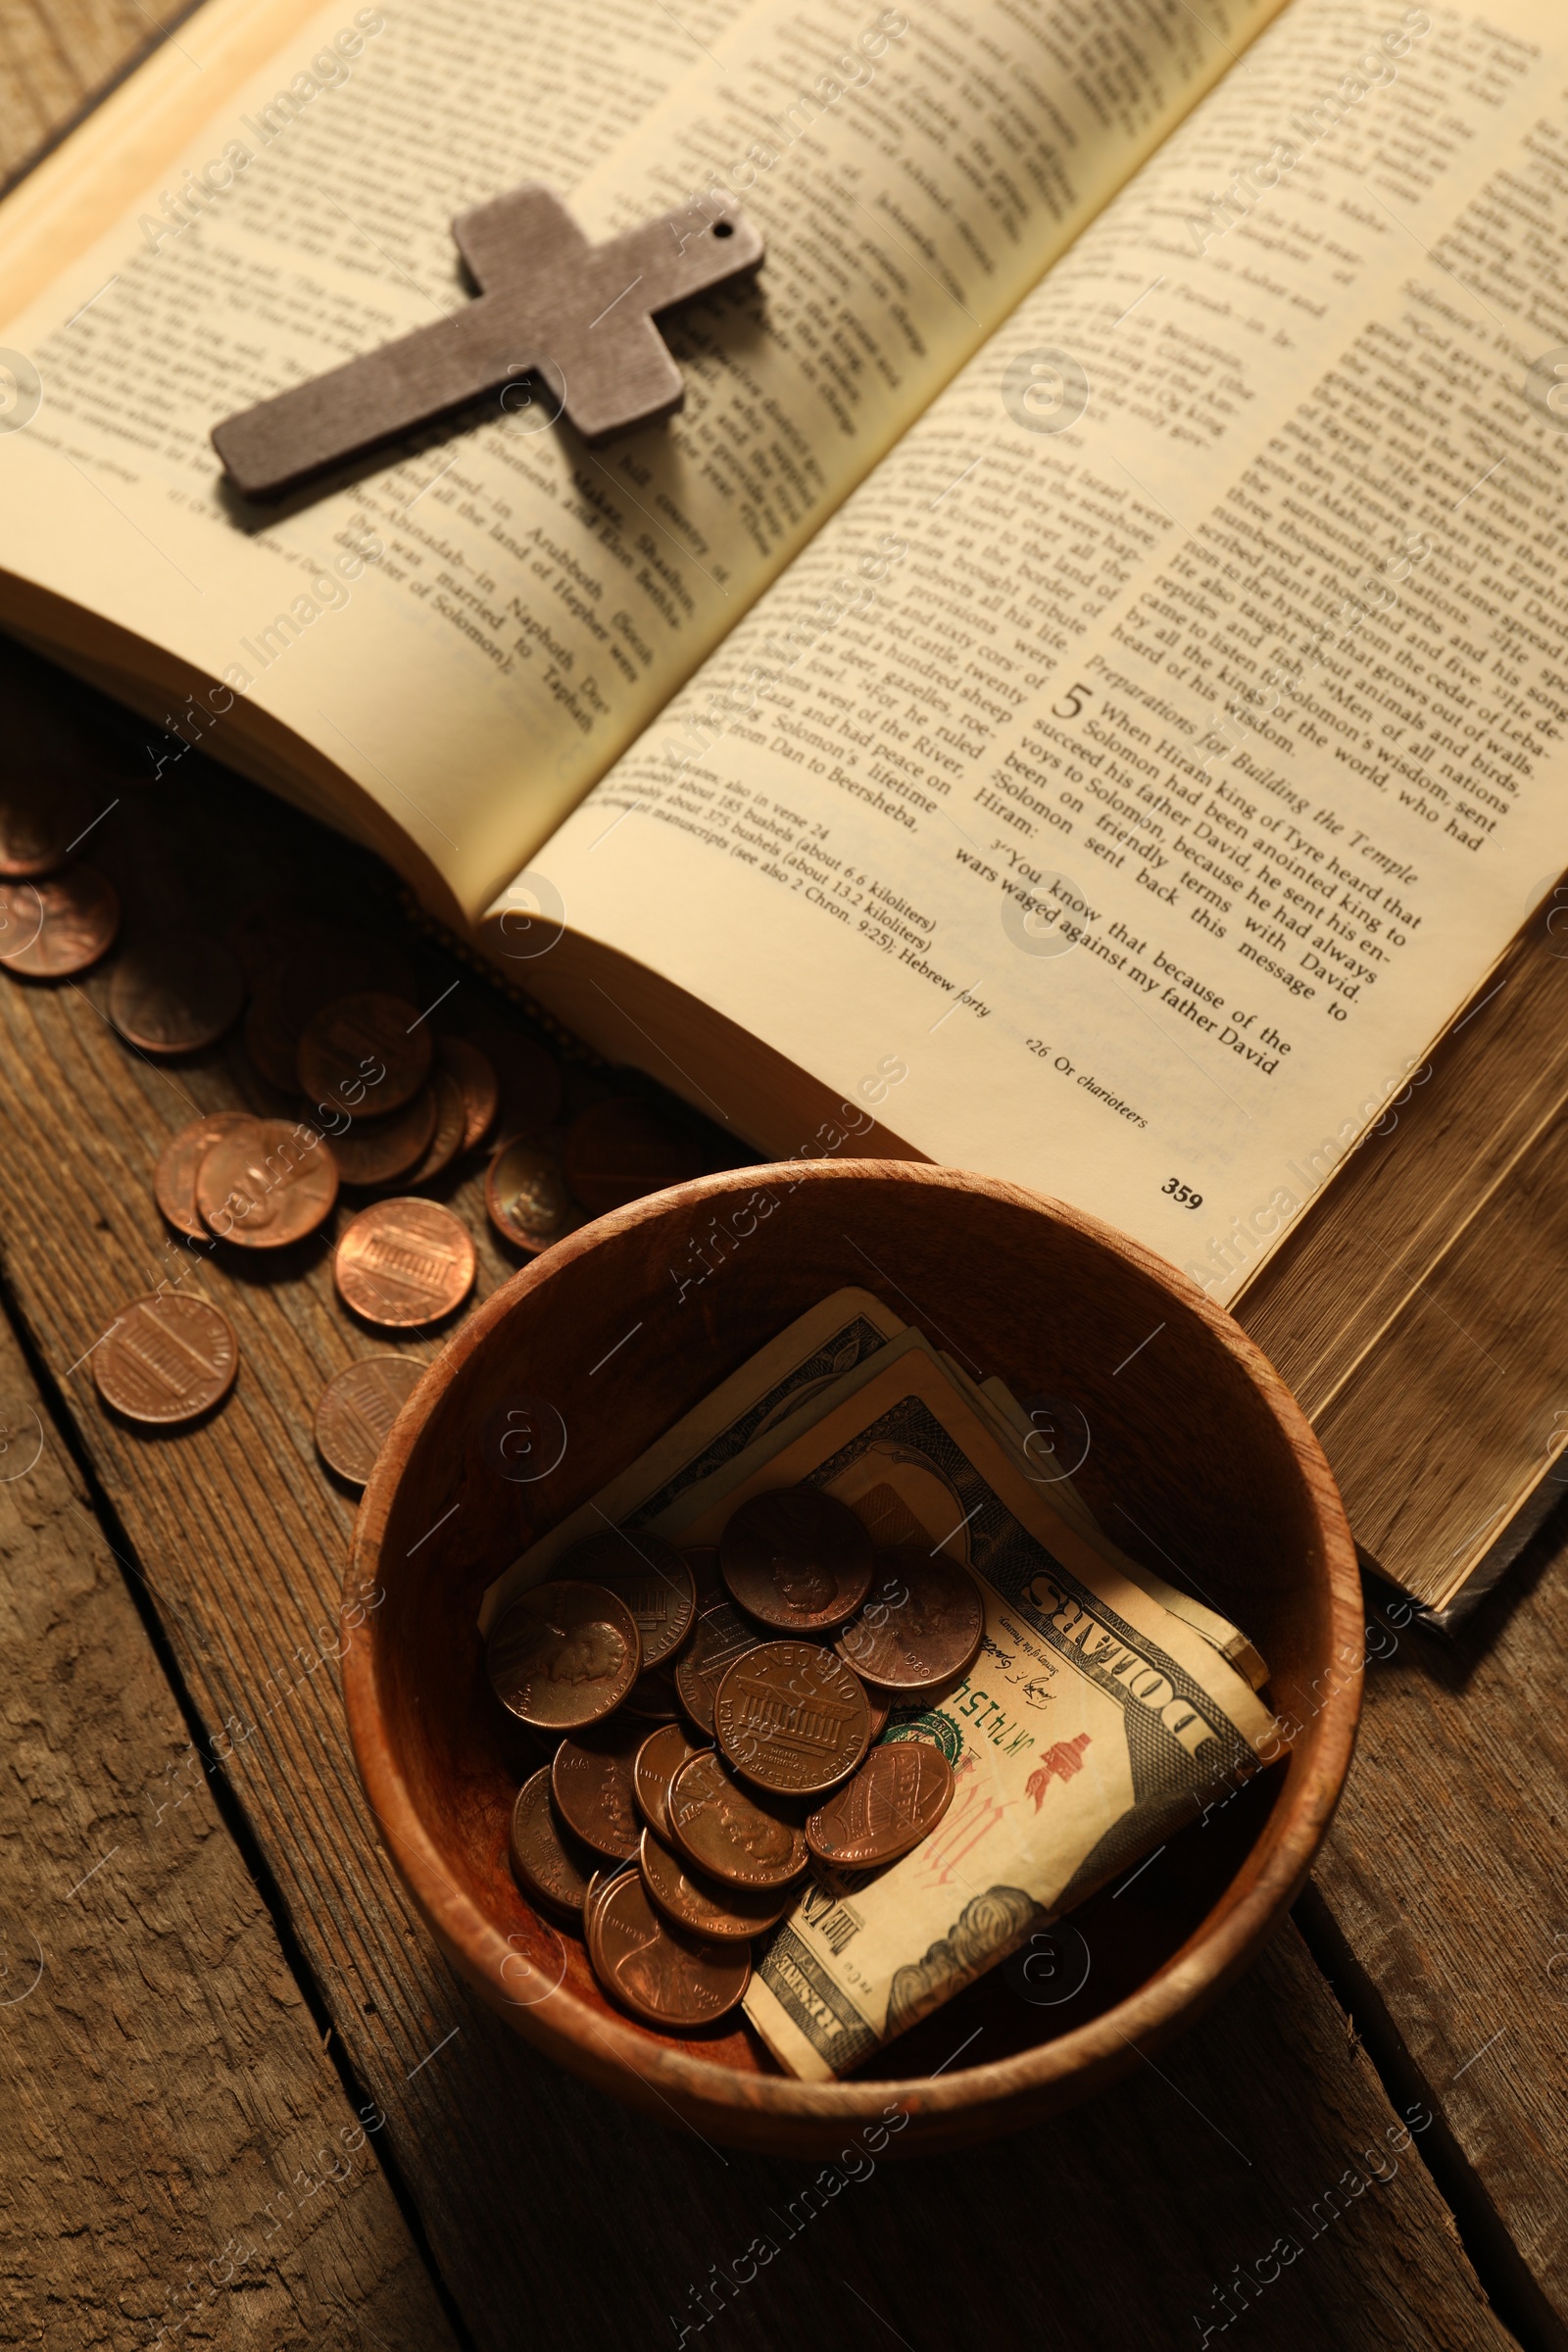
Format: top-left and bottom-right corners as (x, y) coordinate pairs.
(623, 1659), (681, 1722)
(713, 1640), (872, 1797)
(276, 929), (416, 1037)
(297, 990), (432, 1115)
(93, 1293), (238, 1425)
(834, 1546), (986, 1695)
(586, 1866), (750, 2030)
(320, 1087), (437, 1187)
(509, 1766), (595, 1926)
(562, 1097), (706, 1217)
(405, 1067), (467, 1186)
(552, 1718), (646, 1860)
(559, 1530), (696, 1670)
(437, 1035), (498, 1152)
(472, 1026), (563, 1143)
(196, 1117), (338, 1248)
(719, 1487), (874, 1633)
(108, 934), (246, 1054)
(639, 1828), (795, 1943)
(665, 1750), (808, 1890)
(486, 1579), (640, 1731)
(243, 986), (304, 1092)
(673, 1593), (761, 1740)
(0, 864), (119, 978)
(313, 1354), (425, 1485)
(806, 1740), (956, 1868)
(333, 1197), (475, 1326)
(0, 773), (91, 877)
(584, 1864), (634, 1941)
(154, 1110), (254, 1242)
(485, 1138), (580, 1254)
(866, 1688), (892, 1741)
(633, 1723), (707, 1842)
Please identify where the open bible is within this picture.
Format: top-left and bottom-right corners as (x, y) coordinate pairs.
(1, 0), (1564, 1616)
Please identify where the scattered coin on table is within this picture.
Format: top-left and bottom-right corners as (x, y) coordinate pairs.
(713, 1639), (872, 1797)
(834, 1544), (986, 1697)
(333, 1197), (475, 1325)
(0, 864), (119, 976)
(719, 1485), (875, 1631)
(509, 1766), (596, 1925)
(242, 986), (305, 1091)
(196, 1116), (339, 1247)
(320, 1087), (437, 1187)
(560, 1529), (696, 1668)
(406, 1066), (466, 1185)
(486, 1579), (641, 1729)
(92, 1292), (238, 1425)
(665, 1749), (808, 1889)
(562, 1097), (706, 1216)
(638, 1827), (795, 1943)
(0, 774), (91, 877)
(673, 1592), (760, 1739)
(107, 933), (246, 1053)
(154, 1109), (254, 1241)
(805, 1740), (956, 1867)
(297, 989), (432, 1112)
(586, 1865), (751, 2030)
(485, 1137), (579, 1253)
(551, 1718), (646, 1860)
(437, 1034), (498, 1151)
(632, 1721), (708, 1841)
(313, 1354), (426, 1485)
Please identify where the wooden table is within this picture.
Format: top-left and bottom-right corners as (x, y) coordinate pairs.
(4, 35), (1568, 2352)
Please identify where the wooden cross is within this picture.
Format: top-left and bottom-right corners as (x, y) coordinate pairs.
(212, 185), (763, 501)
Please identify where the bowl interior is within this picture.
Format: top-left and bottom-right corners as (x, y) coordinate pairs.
(357, 1163), (1353, 2102)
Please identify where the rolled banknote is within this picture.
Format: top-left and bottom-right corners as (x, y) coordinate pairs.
(665, 1347), (1277, 2082)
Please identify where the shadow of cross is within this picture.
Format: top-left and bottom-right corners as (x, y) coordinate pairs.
(211, 184), (764, 502)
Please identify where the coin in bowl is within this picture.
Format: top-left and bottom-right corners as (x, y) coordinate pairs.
(559, 1529), (696, 1669)
(632, 1722), (708, 1841)
(713, 1640), (871, 1797)
(551, 1717), (646, 1860)
(673, 1592), (760, 1739)
(719, 1487), (874, 1632)
(665, 1751), (808, 1890)
(638, 1828), (794, 1943)
(805, 1740), (955, 1868)
(509, 1766), (596, 1925)
(586, 1867), (750, 2030)
(833, 1544), (986, 1697)
(486, 1580), (640, 1731)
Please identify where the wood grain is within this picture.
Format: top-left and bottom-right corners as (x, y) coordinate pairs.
(0, 0), (189, 190)
(0, 1276), (456, 2349)
(0, 719), (1518, 2350)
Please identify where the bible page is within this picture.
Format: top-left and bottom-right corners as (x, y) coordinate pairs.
(523, 0), (1568, 1302)
(0, 0), (1282, 925)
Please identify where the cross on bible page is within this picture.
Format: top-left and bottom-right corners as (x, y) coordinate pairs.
(212, 185), (764, 501)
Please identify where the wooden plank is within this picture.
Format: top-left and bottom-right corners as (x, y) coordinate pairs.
(0, 1281), (458, 2348)
(0, 0), (173, 189)
(0, 699), (1520, 2352)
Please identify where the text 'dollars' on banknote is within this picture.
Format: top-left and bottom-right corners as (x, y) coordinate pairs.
(665, 1351), (1277, 2082)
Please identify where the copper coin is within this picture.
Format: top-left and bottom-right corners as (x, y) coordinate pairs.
(486, 1579), (640, 1731)
(584, 1864), (633, 1940)
(243, 986), (304, 1091)
(552, 1718), (646, 1860)
(586, 1866), (750, 2030)
(639, 1827), (795, 1943)
(108, 934), (246, 1053)
(196, 1117), (338, 1248)
(666, 1750), (808, 1889)
(713, 1640), (871, 1797)
(0, 774), (88, 878)
(438, 1035), (498, 1151)
(313, 1354), (425, 1485)
(559, 1530), (696, 1670)
(154, 1110), (254, 1241)
(472, 1026), (563, 1143)
(562, 1097), (706, 1216)
(510, 1766), (595, 1925)
(673, 1593), (761, 1739)
(806, 1740), (956, 1868)
(633, 1722), (707, 1841)
(276, 928), (416, 1035)
(296, 991), (432, 1114)
(320, 1088), (437, 1188)
(406, 1068), (466, 1186)
(333, 1198), (475, 1326)
(719, 1487), (874, 1632)
(0, 864), (119, 977)
(866, 1688), (891, 1740)
(485, 1138), (580, 1254)
(623, 1659), (681, 1722)
(92, 1293), (238, 1425)
(834, 1545), (986, 1695)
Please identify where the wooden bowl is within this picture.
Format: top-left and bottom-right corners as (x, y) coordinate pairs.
(343, 1161), (1360, 2155)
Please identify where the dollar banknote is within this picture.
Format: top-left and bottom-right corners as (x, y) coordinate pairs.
(667, 1348), (1277, 2082)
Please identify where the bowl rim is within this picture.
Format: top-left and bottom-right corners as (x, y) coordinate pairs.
(343, 1157), (1362, 2125)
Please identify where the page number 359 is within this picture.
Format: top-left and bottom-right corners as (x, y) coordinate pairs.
(1162, 1178), (1202, 1208)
